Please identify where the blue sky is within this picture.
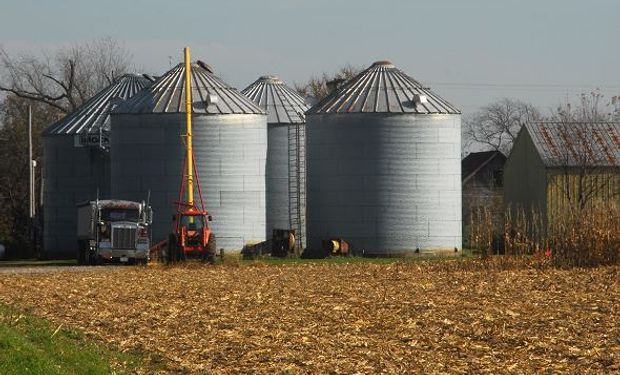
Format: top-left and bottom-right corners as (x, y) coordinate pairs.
(1, 0), (619, 114)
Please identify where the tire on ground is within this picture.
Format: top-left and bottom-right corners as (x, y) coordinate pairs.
(206, 234), (216, 264)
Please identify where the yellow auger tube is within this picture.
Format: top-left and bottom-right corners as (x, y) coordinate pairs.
(184, 47), (194, 207)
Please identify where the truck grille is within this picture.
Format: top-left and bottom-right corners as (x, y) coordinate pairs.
(112, 227), (136, 249)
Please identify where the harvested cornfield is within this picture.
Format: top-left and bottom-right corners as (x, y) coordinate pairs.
(0, 260), (618, 373)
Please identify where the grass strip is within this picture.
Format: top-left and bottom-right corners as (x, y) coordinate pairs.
(0, 303), (144, 375)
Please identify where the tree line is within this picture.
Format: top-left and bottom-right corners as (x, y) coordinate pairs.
(0, 38), (130, 257)
(463, 92), (620, 156)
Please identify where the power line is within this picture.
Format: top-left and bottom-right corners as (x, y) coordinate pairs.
(428, 82), (620, 90)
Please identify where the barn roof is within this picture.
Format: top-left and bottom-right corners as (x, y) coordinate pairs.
(524, 122), (620, 168)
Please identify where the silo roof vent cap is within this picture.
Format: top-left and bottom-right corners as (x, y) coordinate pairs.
(412, 93), (428, 105)
(207, 93), (219, 105)
(259, 75), (282, 83)
(371, 60), (395, 68)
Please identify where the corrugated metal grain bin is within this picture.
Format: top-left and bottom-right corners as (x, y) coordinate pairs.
(42, 74), (151, 258)
(241, 76), (309, 247)
(111, 62), (268, 250)
(305, 61), (462, 255)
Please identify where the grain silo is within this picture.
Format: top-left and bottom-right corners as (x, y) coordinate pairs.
(305, 60), (462, 255)
(111, 62), (268, 250)
(42, 74), (151, 258)
(241, 76), (309, 247)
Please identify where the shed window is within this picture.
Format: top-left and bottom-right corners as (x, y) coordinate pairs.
(493, 169), (503, 187)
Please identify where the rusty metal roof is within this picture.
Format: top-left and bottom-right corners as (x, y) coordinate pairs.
(241, 75), (309, 124)
(306, 60), (460, 115)
(525, 122), (620, 167)
(114, 62), (265, 115)
(43, 74), (151, 135)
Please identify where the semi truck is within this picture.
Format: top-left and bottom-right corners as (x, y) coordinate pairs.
(76, 199), (153, 265)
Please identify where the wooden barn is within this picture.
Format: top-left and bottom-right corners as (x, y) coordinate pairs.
(462, 151), (506, 248)
(504, 122), (620, 219)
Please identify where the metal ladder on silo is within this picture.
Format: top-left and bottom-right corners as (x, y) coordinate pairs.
(288, 120), (306, 253)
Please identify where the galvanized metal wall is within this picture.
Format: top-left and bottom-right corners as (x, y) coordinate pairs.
(265, 124), (289, 234)
(241, 75), (309, 248)
(306, 113), (462, 254)
(43, 136), (110, 258)
(111, 113), (267, 250)
(258, 121), (308, 248)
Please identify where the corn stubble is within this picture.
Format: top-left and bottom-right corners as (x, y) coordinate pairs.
(0, 259), (618, 374)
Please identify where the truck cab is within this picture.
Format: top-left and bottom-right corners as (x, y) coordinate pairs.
(77, 200), (153, 265)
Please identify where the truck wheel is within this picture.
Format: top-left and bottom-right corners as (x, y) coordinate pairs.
(76, 242), (85, 265)
(167, 234), (177, 264)
(88, 249), (99, 266)
(206, 234), (216, 264)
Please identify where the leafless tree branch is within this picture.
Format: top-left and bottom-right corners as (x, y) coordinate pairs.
(0, 37), (131, 114)
(551, 90), (617, 122)
(295, 64), (362, 101)
(464, 98), (541, 155)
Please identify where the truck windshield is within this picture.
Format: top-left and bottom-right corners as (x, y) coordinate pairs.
(101, 209), (140, 222)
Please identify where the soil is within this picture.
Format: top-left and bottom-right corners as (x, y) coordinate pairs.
(0, 259), (618, 374)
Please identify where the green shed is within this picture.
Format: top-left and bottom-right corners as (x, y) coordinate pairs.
(504, 122), (620, 219)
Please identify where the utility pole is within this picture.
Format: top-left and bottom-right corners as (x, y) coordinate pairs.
(28, 105), (35, 219)
(28, 105), (39, 258)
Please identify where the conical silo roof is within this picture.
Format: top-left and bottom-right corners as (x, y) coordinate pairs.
(114, 62), (266, 115)
(43, 74), (151, 135)
(306, 60), (461, 115)
(241, 75), (309, 123)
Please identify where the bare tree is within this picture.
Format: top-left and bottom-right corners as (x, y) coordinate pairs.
(551, 89), (620, 123)
(545, 122), (620, 216)
(546, 91), (619, 212)
(612, 95), (620, 121)
(295, 64), (362, 101)
(0, 95), (60, 257)
(0, 37), (131, 114)
(464, 98), (541, 155)
(0, 37), (131, 257)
